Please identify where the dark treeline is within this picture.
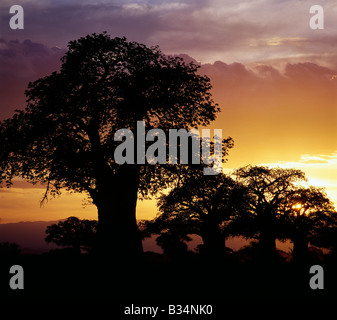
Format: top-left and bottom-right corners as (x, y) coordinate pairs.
(40, 164), (337, 266)
(141, 165), (337, 265)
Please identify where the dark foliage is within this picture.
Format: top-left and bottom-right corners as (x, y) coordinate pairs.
(0, 32), (227, 259)
(45, 217), (97, 253)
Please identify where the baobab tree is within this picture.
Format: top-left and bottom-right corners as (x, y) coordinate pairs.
(233, 165), (307, 259)
(233, 165), (337, 262)
(284, 186), (337, 263)
(143, 170), (246, 258)
(0, 33), (231, 260)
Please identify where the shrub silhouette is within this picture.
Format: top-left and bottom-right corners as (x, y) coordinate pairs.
(45, 217), (97, 254)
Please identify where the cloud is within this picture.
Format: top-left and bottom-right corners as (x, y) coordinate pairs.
(0, 38), (65, 119)
(299, 159), (329, 165)
(257, 152), (337, 207)
(284, 62), (337, 82)
(299, 153), (337, 165)
(1, 36), (336, 163)
(1, 0), (337, 63)
(0, 38), (64, 78)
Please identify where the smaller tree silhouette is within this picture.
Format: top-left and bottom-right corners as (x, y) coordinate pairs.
(233, 165), (306, 260)
(45, 217), (97, 254)
(143, 171), (246, 259)
(284, 186), (337, 263)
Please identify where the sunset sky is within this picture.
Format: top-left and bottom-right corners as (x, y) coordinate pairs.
(0, 0), (336, 223)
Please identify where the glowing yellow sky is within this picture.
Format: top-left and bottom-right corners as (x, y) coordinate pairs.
(0, 183), (157, 223)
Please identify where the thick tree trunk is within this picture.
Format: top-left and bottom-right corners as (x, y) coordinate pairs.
(93, 164), (143, 262)
(292, 233), (308, 264)
(201, 219), (226, 258)
(258, 208), (277, 261)
(259, 229), (276, 259)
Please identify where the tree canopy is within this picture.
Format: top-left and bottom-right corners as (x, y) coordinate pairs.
(284, 186), (337, 262)
(231, 166), (307, 257)
(45, 217), (97, 253)
(0, 32), (222, 198)
(0, 32), (228, 259)
(143, 170), (247, 257)
(143, 165), (337, 263)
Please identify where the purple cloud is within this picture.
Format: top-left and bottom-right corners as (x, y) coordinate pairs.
(0, 38), (65, 119)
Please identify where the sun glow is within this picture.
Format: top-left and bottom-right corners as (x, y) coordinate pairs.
(292, 203), (302, 210)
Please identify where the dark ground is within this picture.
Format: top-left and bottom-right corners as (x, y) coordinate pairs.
(1, 248), (337, 301)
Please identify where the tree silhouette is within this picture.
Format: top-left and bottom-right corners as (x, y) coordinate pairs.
(284, 186), (337, 263)
(144, 170), (246, 258)
(45, 217), (97, 254)
(233, 165), (307, 260)
(0, 33), (227, 260)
